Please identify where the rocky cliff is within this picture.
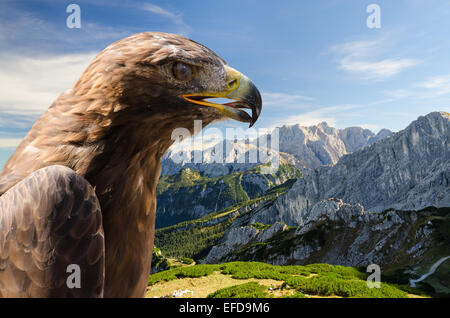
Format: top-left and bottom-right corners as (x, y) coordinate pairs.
(250, 112), (449, 226)
(203, 200), (449, 279)
(276, 122), (392, 169)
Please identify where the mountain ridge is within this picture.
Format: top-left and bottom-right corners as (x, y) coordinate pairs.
(160, 120), (394, 177)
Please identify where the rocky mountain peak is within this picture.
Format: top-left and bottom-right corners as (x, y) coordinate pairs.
(162, 119), (392, 176)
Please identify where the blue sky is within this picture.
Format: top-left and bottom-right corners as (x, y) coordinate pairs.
(1, 0), (450, 168)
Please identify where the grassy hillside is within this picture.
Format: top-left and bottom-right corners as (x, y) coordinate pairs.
(146, 262), (428, 298)
(154, 202), (450, 296)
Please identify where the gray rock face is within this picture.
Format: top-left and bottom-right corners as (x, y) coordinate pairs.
(369, 128), (393, 144)
(202, 198), (365, 264)
(202, 200), (446, 268)
(276, 122), (392, 169)
(293, 199), (365, 235)
(256, 222), (288, 243)
(203, 222), (288, 264)
(251, 112), (449, 226)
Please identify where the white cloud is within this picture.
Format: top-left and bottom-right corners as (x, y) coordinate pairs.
(0, 138), (23, 148)
(330, 39), (419, 81)
(0, 52), (94, 148)
(359, 123), (381, 132)
(277, 113), (337, 128)
(81, 1), (193, 35)
(383, 74), (450, 101)
(262, 92), (314, 108)
(0, 3), (191, 116)
(330, 40), (379, 58)
(340, 57), (418, 80)
(0, 52), (97, 114)
(142, 3), (178, 19)
(270, 97), (400, 130)
(382, 89), (416, 99)
(417, 75), (450, 96)
(273, 104), (364, 128)
(139, 3), (192, 35)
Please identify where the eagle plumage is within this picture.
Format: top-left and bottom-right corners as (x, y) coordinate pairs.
(0, 32), (261, 297)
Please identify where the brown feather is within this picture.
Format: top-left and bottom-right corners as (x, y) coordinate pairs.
(0, 166), (104, 297)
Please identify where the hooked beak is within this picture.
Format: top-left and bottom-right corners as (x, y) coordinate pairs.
(182, 65), (262, 127)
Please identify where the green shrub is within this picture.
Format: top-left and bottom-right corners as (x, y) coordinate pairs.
(250, 223), (272, 231)
(304, 263), (367, 280)
(207, 282), (271, 298)
(180, 257), (194, 265)
(149, 261), (419, 298)
(284, 275), (409, 298)
(282, 291), (307, 298)
(149, 264), (220, 285)
(220, 262), (312, 279)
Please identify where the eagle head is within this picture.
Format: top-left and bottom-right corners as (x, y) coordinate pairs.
(0, 32), (263, 191)
(74, 32), (262, 135)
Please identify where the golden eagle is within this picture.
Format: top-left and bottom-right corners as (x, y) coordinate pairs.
(0, 32), (262, 297)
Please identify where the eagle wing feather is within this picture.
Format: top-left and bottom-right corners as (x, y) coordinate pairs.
(0, 165), (104, 297)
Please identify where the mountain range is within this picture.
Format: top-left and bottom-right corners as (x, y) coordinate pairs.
(155, 112), (450, 295)
(160, 120), (393, 176)
(156, 117), (395, 227)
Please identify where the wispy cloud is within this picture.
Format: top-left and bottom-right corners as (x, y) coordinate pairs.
(330, 39), (419, 81)
(262, 92), (314, 109)
(359, 123), (381, 131)
(79, 1), (193, 35)
(0, 138), (23, 148)
(134, 2), (192, 35)
(0, 111), (38, 131)
(383, 74), (450, 101)
(272, 97), (397, 131)
(417, 75), (450, 96)
(273, 104), (362, 128)
(382, 88), (416, 99)
(0, 52), (97, 114)
(0, 52), (95, 148)
(142, 3), (180, 20)
(340, 58), (418, 80)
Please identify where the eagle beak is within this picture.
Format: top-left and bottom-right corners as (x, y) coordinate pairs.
(183, 65), (262, 127)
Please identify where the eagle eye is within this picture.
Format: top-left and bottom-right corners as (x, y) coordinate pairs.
(172, 62), (193, 81)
